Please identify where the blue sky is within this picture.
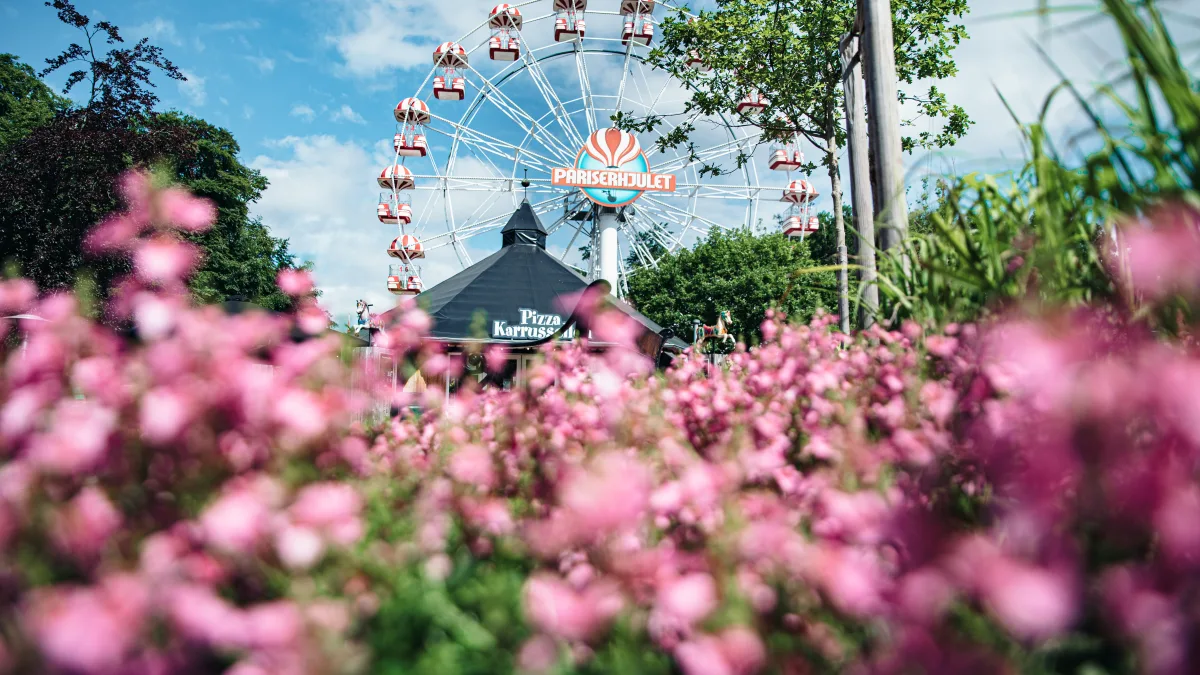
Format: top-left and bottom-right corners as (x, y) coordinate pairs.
(4, 0), (1196, 322)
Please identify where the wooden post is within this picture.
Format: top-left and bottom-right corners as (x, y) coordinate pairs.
(839, 33), (879, 329)
(860, 0), (910, 257)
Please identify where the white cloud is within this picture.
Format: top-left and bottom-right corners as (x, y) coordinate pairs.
(330, 104), (367, 124)
(249, 136), (494, 323)
(326, 0), (503, 76)
(247, 55), (276, 74)
(203, 19), (261, 31)
(243, 105), (255, 119)
(134, 17), (181, 45)
(177, 70), (207, 107)
(290, 104), (317, 121)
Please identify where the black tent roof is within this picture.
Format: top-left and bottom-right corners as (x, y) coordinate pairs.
(382, 200), (686, 351)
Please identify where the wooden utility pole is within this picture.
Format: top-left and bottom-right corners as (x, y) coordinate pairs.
(839, 33), (878, 329)
(860, 0), (909, 256)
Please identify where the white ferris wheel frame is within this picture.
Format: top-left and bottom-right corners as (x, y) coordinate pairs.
(385, 0), (783, 295)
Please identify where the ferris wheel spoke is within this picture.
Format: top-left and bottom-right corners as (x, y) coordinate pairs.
(573, 42), (598, 133)
(424, 195), (563, 245)
(638, 194), (734, 232)
(642, 109), (702, 161)
(618, 219), (657, 270)
(521, 48), (588, 149)
(652, 134), (760, 175)
(626, 209), (682, 256)
(613, 31), (636, 117)
(468, 73), (579, 164)
(633, 200), (703, 253)
(429, 112), (561, 174)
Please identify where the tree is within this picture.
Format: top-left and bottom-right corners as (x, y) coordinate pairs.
(0, 1), (190, 294)
(635, 0), (972, 328)
(0, 2), (303, 311)
(625, 228), (837, 347)
(0, 54), (68, 151)
(158, 113), (306, 311)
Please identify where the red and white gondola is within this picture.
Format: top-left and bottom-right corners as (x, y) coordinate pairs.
(387, 264), (423, 296)
(388, 234), (425, 260)
(377, 196), (413, 225)
(553, 0), (587, 41)
(488, 4), (523, 61)
(620, 0), (654, 46)
(378, 164), (415, 191)
(432, 42), (468, 101)
(737, 91), (768, 117)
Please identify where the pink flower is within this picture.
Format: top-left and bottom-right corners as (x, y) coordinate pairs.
(517, 634), (560, 673)
(276, 269), (314, 297)
(560, 453), (650, 537)
(656, 573), (719, 626)
(296, 302), (331, 335)
(275, 525), (325, 570)
(26, 400), (116, 475)
(979, 558), (1077, 641)
(1154, 485), (1200, 569)
(50, 487), (122, 563)
(289, 483), (364, 546)
(675, 635), (734, 675)
(0, 278), (36, 315)
(245, 601), (303, 649)
(448, 445), (496, 491)
(273, 389), (329, 443)
(167, 584), (249, 649)
(925, 335), (959, 359)
(140, 387), (193, 445)
(485, 345), (509, 374)
(84, 214), (141, 253)
(717, 627), (766, 675)
(524, 574), (624, 642)
(24, 577), (147, 672)
(132, 292), (178, 341)
(159, 188), (216, 232)
(200, 487), (270, 555)
(290, 483), (363, 529)
(919, 380), (956, 427)
(134, 236), (199, 284)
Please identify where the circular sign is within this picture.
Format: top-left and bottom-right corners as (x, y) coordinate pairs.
(575, 148), (651, 207)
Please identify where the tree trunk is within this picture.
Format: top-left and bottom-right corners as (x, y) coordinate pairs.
(840, 33), (879, 329)
(825, 133), (850, 334)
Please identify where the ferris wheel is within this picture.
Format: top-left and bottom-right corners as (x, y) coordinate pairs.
(375, 0), (819, 298)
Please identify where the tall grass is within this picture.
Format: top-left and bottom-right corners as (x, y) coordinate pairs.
(875, 0), (1199, 326)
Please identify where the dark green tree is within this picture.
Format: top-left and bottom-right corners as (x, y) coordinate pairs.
(624, 228), (837, 347)
(0, 54), (68, 151)
(158, 113), (305, 311)
(0, 1), (190, 294)
(0, 2), (304, 312)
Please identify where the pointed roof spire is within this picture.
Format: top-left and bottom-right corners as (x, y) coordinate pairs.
(501, 199), (548, 248)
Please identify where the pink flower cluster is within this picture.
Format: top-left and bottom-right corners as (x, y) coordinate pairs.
(0, 173), (385, 674)
(369, 296), (1200, 673)
(4, 174), (1200, 674)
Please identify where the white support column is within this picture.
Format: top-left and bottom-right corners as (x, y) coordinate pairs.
(597, 207), (620, 294)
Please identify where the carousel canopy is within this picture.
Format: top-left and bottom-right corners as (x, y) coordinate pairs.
(384, 200), (686, 353)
